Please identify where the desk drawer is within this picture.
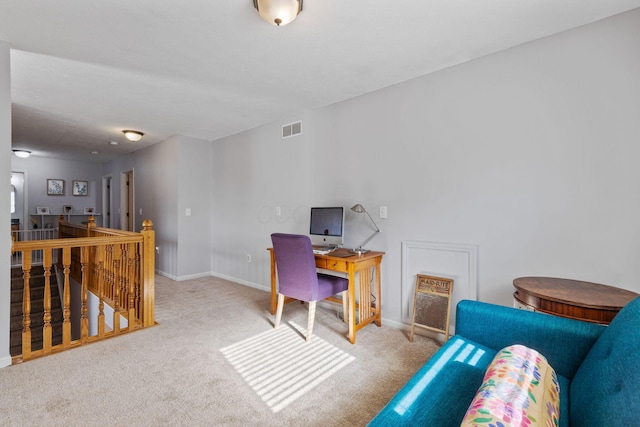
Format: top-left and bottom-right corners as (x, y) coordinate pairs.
(324, 259), (347, 272)
(315, 259), (327, 269)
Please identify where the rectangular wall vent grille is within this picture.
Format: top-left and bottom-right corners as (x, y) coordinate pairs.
(282, 121), (302, 139)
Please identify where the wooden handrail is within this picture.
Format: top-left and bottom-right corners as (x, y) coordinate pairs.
(10, 217), (155, 363)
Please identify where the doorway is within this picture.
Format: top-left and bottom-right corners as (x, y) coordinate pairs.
(11, 171), (27, 231)
(120, 170), (134, 231)
(102, 175), (113, 228)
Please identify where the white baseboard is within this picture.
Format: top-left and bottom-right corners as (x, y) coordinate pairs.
(155, 270), (212, 282)
(0, 354), (12, 369)
(210, 272), (270, 293)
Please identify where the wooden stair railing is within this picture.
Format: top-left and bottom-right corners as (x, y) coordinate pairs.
(10, 217), (155, 363)
(10, 265), (63, 356)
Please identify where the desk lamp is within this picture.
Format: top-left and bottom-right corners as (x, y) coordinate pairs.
(350, 203), (380, 254)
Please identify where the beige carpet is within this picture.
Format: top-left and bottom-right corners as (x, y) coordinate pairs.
(221, 321), (355, 413)
(0, 274), (440, 426)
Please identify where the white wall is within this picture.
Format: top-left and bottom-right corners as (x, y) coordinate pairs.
(210, 9), (640, 325)
(103, 134), (212, 280)
(177, 136), (212, 279)
(11, 156), (103, 225)
(0, 40), (12, 367)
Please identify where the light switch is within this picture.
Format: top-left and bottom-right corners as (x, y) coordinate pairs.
(380, 205), (388, 219)
(186, 208), (192, 216)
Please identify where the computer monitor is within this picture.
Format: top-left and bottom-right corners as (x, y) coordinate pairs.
(309, 207), (344, 247)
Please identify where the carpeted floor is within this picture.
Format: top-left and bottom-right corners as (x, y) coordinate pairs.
(0, 274), (440, 426)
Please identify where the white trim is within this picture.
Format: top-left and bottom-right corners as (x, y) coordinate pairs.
(401, 240), (478, 328)
(210, 272), (269, 292)
(0, 355), (11, 369)
(156, 270), (212, 282)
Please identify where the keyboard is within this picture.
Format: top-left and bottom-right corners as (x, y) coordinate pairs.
(313, 246), (336, 255)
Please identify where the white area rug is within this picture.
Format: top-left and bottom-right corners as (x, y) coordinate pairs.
(220, 322), (356, 413)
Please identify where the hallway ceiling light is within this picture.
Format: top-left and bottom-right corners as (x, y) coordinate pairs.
(253, 0), (302, 27)
(122, 130), (144, 142)
(12, 149), (31, 158)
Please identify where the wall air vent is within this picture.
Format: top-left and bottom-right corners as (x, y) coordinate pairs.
(282, 121), (302, 139)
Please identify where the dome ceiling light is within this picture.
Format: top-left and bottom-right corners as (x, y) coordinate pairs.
(122, 130), (144, 142)
(12, 149), (31, 158)
(253, 0), (302, 27)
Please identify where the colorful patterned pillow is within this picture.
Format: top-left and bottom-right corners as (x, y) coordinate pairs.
(460, 344), (560, 427)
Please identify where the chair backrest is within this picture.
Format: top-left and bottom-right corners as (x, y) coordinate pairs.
(271, 233), (320, 302)
(570, 295), (640, 426)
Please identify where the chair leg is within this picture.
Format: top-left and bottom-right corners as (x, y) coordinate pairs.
(306, 301), (317, 342)
(341, 291), (348, 323)
(274, 293), (285, 329)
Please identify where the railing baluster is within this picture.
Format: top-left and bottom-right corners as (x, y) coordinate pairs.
(62, 247), (72, 347)
(112, 244), (122, 334)
(127, 243), (136, 324)
(120, 243), (129, 318)
(80, 246), (89, 342)
(21, 251), (33, 360)
(106, 245), (114, 301)
(97, 245), (106, 338)
(43, 249), (53, 354)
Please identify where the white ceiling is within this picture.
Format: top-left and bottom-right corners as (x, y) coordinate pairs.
(3, 1), (640, 163)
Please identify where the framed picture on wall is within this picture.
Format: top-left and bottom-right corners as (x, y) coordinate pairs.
(73, 180), (88, 196)
(84, 207), (95, 214)
(36, 206), (50, 214)
(63, 205), (73, 214)
(47, 179), (65, 196)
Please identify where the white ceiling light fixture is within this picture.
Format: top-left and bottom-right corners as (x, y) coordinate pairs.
(12, 149), (31, 158)
(122, 130), (144, 142)
(253, 0), (302, 27)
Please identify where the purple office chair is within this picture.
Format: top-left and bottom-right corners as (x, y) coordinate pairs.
(271, 233), (349, 342)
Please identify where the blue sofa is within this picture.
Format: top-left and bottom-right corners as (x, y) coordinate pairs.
(369, 296), (640, 427)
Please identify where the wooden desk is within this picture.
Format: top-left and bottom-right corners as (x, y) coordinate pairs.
(268, 247), (385, 344)
(513, 276), (639, 324)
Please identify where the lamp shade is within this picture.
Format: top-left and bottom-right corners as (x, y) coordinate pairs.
(351, 203), (366, 213)
(254, 0), (302, 26)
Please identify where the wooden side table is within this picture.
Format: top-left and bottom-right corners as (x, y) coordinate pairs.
(513, 276), (639, 324)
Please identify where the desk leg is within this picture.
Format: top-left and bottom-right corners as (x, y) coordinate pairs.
(374, 260), (382, 326)
(269, 249), (277, 315)
(348, 267), (357, 344)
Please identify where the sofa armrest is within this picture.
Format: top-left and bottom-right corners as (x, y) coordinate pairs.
(455, 300), (605, 379)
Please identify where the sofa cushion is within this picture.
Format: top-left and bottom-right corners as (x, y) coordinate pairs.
(460, 344), (560, 427)
(570, 296), (640, 426)
(368, 335), (498, 427)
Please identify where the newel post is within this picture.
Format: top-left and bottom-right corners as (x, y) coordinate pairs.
(141, 220), (155, 327)
(87, 215), (96, 235)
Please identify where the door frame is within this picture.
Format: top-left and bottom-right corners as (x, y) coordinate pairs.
(102, 174), (113, 228)
(119, 169), (134, 231)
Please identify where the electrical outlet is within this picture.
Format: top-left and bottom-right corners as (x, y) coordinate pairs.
(247, 253), (251, 263)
